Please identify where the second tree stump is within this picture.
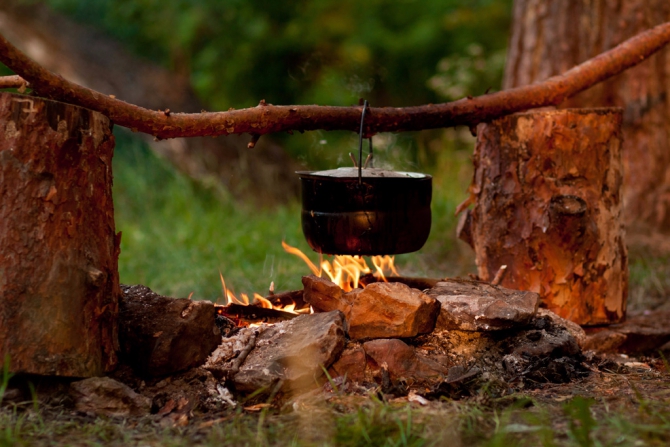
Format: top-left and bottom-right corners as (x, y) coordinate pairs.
(461, 108), (627, 325)
(0, 93), (119, 376)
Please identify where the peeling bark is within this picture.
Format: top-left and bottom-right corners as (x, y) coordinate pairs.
(0, 92), (119, 376)
(468, 108), (627, 325)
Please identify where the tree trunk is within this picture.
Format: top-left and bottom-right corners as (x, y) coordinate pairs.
(504, 0), (670, 236)
(0, 92), (119, 376)
(466, 108), (627, 326)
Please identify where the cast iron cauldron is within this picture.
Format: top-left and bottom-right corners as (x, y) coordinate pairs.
(298, 167), (432, 255)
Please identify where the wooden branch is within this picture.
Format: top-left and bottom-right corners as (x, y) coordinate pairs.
(0, 22), (669, 139)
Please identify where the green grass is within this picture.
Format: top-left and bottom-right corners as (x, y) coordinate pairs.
(2, 379), (670, 446)
(113, 129), (474, 300)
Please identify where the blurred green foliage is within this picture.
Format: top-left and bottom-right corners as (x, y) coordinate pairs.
(44, 0), (512, 110)
(40, 0), (512, 171)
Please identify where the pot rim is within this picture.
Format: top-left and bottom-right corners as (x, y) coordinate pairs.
(296, 167), (432, 180)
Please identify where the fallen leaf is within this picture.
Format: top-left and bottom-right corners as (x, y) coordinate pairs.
(157, 399), (176, 416)
(244, 403), (271, 412)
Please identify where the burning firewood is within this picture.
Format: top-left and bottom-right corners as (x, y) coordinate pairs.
(215, 303), (299, 326)
(266, 289), (308, 310)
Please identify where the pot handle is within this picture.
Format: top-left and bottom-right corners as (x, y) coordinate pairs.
(358, 100), (373, 184)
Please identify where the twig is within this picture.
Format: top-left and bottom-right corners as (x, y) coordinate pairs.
(0, 23), (669, 139)
(247, 133), (260, 148)
(0, 75), (27, 91)
(230, 330), (258, 376)
(491, 265), (508, 286)
(197, 415), (234, 429)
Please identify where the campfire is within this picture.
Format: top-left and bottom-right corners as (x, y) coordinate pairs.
(214, 241), (402, 326)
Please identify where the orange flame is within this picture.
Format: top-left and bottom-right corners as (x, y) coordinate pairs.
(218, 270), (298, 313)
(216, 242), (400, 317)
(281, 241), (399, 292)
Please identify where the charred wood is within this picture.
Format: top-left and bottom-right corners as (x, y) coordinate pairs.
(215, 303), (298, 325)
(266, 289), (308, 310)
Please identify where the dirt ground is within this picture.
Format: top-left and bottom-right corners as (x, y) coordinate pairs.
(1, 349), (669, 446)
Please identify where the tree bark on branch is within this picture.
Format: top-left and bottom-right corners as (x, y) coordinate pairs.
(0, 23), (669, 139)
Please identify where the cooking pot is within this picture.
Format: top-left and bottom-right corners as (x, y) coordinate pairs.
(297, 101), (432, 255)
(298, 167), (432, 255)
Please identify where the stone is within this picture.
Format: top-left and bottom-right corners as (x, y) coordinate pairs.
(347, 282), (440, 340)
(362, 339), (448, 383)
(302, 275), (351, 316)
(414, 310), (587, 386)
(233, 311), (346, 394)
(509, 315), (581, 359)
(426, 279), (539, 331)
(119, 285), (222, 377)
(327, 344), (367, 383)
(582, 310), (670, 355)
(70, 377), (150, 417)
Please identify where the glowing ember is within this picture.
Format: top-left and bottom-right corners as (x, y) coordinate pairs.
(281, 241), (399, 292)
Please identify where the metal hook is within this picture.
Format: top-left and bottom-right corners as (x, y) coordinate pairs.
(368, 137), (373, 168)
(358, 100), (369, 185)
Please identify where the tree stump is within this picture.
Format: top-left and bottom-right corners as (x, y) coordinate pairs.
(462, 108), (627, 325)
(504, 0), (670, 235)
(0, 92), (119, 376)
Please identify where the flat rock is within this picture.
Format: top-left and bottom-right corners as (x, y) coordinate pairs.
(347, 282), (440, 340)
(583, 310), (670, 355)
(426, 279), (539, 331)
(119, 285), (221, 377)
(70, 377), (150, 417)
(233, 311), (346, 394)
